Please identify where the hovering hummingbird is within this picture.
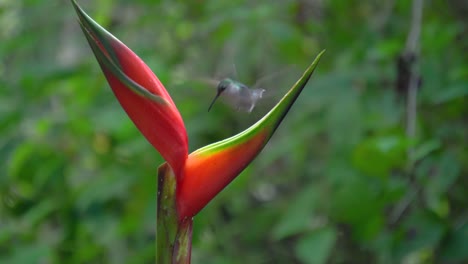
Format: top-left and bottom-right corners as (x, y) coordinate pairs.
(207, 78), (265, 113)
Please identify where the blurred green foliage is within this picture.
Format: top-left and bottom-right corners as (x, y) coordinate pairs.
(1, 0), (467, 263)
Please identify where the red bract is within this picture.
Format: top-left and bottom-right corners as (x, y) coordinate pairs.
(178, 130), (269, 219)
(103, 42), (188, 175)
(72, 1), (188, 175)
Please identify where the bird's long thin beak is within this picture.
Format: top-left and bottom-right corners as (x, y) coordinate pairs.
(207, 92), (221, 112)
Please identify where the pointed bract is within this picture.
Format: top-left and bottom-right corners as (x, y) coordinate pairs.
(71, 0), (188, 174)
(177, 51), (325, 220)
(177, 130), (268, 220)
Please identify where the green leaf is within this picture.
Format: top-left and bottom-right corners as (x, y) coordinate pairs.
(1, 243), (53, 264)
(394, 209), (446, 259)
(412, 139), (441, 162)
(439, 224), (468, 262)
(328, 174), (385, 240)
(295, 226), (337, 264)
(352, 134), (409, 178)
(272, 185), (318, 240)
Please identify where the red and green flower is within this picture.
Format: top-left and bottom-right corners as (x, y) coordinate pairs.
(71, 1), (324, 263)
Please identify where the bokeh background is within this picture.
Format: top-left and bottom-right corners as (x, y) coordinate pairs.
(1, 0), (467, 263)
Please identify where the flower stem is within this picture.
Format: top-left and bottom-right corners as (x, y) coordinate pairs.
(157, 163), (193, 264)
(173, 218), (193, 263)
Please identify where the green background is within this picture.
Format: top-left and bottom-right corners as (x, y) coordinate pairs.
(1, 0), (467, 263)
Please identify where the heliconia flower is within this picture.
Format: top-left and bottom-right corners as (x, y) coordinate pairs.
(71, 0), (323, 226)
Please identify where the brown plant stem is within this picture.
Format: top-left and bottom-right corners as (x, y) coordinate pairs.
(391, 0), (424, 224)
(405, 0), (424, 162)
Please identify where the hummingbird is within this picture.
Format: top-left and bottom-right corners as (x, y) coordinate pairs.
(207, 78), (265, 113)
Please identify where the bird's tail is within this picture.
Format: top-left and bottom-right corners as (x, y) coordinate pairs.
(252, 88), (266, 100)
